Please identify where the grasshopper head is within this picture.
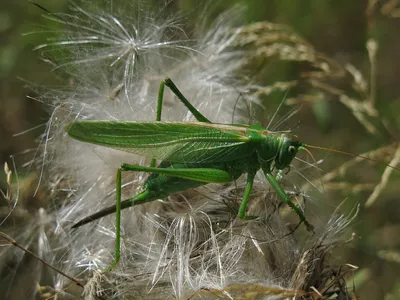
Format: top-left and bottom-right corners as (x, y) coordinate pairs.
(275, 135), (305, 170)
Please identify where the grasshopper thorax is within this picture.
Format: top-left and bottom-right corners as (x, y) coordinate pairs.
(275, 135), (304, 170)
(252, 128), (304, 172)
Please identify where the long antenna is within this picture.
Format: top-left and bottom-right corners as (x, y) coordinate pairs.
(305, 144), (400, 172)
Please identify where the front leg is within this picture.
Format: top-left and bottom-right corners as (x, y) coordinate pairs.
(264, 172), (314, 232)
(237, 170), (257, 220)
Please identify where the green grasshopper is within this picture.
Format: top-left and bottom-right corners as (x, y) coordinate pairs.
(67, 78), (314, 270)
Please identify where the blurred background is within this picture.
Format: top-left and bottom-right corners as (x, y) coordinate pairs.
(1, 0), (400, 299)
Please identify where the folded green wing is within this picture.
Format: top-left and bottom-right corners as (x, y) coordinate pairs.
(66, 121), (254, 163)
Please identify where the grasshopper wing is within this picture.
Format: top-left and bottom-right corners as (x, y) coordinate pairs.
(66, 121), (254, 163)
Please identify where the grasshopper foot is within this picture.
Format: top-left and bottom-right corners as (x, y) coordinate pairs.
(304, 221), (315, 233)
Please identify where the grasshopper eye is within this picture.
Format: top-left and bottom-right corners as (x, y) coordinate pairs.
(288, 145), (296, 153)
